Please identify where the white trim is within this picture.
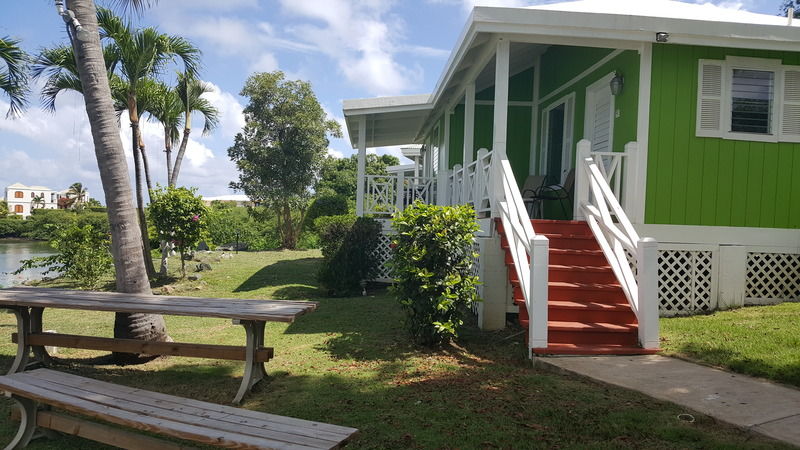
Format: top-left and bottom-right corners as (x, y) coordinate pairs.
(355, 115), (367, 217)
(633, 42), (652, 224)
(493, 39), (511, 155)
(464, 83), (476, 165)
(540, 92), (576, 182)
(537, 49), (624, 106)
(529, 54), (541, 176)
(475, 100), (534, 107)
(634, 223), (800, 249)
(584, 72), (616, 153)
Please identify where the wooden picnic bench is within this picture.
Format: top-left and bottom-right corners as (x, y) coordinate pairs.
(1, 368), (359, 449)
(0, 287), (318, 404)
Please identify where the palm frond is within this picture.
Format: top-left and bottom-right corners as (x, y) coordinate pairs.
(0, 36), (29, 118)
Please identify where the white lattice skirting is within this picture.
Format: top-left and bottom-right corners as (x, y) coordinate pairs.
(372, 233), (394, 282)
(657, 250), (715, 317)
(746, 252), (800, 303)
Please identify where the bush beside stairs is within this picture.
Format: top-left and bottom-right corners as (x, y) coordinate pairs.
(496, 218), (659, 356)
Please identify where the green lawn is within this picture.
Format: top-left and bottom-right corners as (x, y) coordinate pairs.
(661, 303), (800, 387)
(0, 251), (791, 449)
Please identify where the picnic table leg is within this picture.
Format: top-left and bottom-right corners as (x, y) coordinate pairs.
(5, 394), (37, 449)
(7, 307), (30, 374)
(29, 307), (54, 365)
(233, 320), (267, 404)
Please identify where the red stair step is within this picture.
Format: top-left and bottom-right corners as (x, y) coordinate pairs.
(549, 281), (627, 303)
(549, 248), (608, 266)
(542, 234), (601, 251)
(548, 320), (638, 346)
(531, 219), (592, 236)
(549, 264), (617, 284)
(548, 300), (636, 323)
(532, 343), (659, 356)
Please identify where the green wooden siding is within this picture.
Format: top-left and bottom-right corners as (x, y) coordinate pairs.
(534, 47), (640, 175)
(448, 104), (464, 167)
(646, 44), (800, 229)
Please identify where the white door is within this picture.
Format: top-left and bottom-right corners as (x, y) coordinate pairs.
(584, 73), (616, 154)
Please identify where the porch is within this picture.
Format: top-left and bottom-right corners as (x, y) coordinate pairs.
(342, 24), (663, 355)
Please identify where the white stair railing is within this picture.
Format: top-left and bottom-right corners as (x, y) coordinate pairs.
(574, 139), (659, 349)
(490, 148), (549, 353)
(364, 174), (437, 216)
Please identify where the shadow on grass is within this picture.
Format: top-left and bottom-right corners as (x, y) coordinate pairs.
(675, 342), (800, 387)
(234, 258), (321, 294)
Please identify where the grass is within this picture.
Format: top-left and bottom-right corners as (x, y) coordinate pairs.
(0, 251), (792, 449)
(660, 303), (800, 387)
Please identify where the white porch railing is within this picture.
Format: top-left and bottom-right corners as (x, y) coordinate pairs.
(448, 149), (493, 216)
(574, 139), (659, 349)
(490, 148), (549, 352)
(364, 174), (437, 216)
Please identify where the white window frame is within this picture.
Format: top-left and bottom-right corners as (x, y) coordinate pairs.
(539, 92), (575, 184)
(723, 56), (783, 143)
(698, 56), (790, 143)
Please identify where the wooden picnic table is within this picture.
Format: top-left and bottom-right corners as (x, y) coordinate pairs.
(0, 287), (318, 404)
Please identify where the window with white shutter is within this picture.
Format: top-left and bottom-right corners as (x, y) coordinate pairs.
(696, 57), (798, 143)
(780, 67), (800, 143)
(696, 60), (724, 137)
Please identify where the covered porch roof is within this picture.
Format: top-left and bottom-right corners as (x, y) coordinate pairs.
(342, 95), (433, 148)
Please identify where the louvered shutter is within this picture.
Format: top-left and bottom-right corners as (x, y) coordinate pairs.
(696, 60), (724, 138)
(780, 66), (800, 143)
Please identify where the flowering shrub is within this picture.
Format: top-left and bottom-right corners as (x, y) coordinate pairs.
(391, 202), (480, 346)
(148, 186), (209, 277)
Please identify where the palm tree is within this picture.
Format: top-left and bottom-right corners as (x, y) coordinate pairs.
(67, 182), (88, 208)
(170, 72), (218, 187)
(144, 81), (182, 183)
(30, 194), (45, 210)
(61, 0), (169, 354)
(98, 8), (200, 278)
(0, 36), (29, 118)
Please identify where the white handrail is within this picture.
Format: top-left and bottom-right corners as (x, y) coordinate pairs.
(490, 148), (549, 352)
(575, 139), (659, 349)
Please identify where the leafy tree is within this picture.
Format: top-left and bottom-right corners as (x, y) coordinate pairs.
(781, 0), (800, 17)
(148, 186), (208, 277)
(15, 223), (113, 290)
(304, 194), (349, 231)
(228, 71), (341, 249)
(0, 200), (8, 218)
(0, 36), (29, 118)
(317, 154), (400, 202)
(85, 198), (103, 208)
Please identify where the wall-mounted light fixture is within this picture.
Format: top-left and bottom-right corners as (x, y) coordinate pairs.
(610, 72), (624, 96)
(655, 32), (670, 43)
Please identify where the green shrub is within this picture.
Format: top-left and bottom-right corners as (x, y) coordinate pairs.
(317, 215), (381, 296)
(15, 224), (113, 289)
(0, 216), (27, 238)
(391, 202), (480, 346)
(304, 194), (349, 230)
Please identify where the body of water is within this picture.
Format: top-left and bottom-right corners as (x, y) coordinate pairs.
(0, 240), (55, 287)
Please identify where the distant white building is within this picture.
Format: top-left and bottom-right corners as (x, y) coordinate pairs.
(4, 183), (88, 218)
(202, 194), (254, 207)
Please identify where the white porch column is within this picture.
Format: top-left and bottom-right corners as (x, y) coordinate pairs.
(437, 111), (451, 205)
(633, 42), (653, 224)
(463, 84), (475, 166)
(355, 115), (367, 217)
(493, 39), (510, 157)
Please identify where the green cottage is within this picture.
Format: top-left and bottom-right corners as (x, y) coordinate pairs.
(342, 0), (800, 357)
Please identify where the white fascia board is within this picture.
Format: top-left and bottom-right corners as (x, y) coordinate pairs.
(472, 7), (800, 52)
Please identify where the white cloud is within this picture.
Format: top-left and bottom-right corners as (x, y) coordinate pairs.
(327, 148), (344, 158)
(249, 53), (280, 74)
(278, 0), (429, 95)
(202, 82), (246, 141)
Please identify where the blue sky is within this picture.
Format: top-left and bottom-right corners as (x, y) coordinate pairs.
(0, 0), (786, 201)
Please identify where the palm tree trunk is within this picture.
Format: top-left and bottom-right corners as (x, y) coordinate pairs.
(69, 0), (168, 360)
(138, 134), (153, 196)
(282, 203), (296, 249)
(169, 128), (191, 187)
(130, 118), (156, 279)
(164, 131), (173, 183)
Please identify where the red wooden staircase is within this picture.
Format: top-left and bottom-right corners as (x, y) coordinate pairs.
(498, 219), (658, 356)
